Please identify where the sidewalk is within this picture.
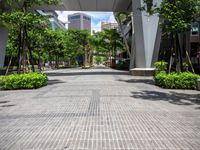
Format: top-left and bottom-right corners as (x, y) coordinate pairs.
(0, 68), (200, 150)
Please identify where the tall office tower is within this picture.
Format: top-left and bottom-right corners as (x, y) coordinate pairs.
(68, 13), (91, 33)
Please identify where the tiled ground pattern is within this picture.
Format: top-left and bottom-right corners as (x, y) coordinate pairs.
(0, 68), (200, 150)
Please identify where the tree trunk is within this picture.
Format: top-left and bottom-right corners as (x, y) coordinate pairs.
(114, 40), (117, 59)
(29, 48), (35, 72)
(25, 28), (35, 72)
(169, 33), (174, 73)
(176, 33), (183, 72)
(88, 50), (93, 66)
(38, 60), (41, 71)
(174, 33), (178, 72)
(38, 52), (41, 71)
(55, 55), (58, 68)
(21, 25), (27, 73)
(84, 48), (88, 68)
(117, 15), (131, 57)
(5, 57), (13, 75)
(49, 52), (52, 67)
(186, 51), (195, 73)
(17, 27), (22, 73)
(110, 50), (112, 67)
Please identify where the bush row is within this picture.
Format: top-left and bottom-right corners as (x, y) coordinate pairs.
(0, 72), (48, 90)
(154, 72), (200, 89)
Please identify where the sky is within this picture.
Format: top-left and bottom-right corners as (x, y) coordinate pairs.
(56, 11), (116, 32)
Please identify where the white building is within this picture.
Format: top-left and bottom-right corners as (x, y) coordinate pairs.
(101, 22), (118, 31)
(36, 10), (66, 30)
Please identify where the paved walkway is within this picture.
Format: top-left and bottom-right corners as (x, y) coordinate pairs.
(0, 68), (200, 150)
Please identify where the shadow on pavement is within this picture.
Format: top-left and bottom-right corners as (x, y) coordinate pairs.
(46, 71), (128, 77)
(0, 104), (16, 107)
(48, 79), (66, 85)
(118, 79), (155, 85)
(131, 90), (200, 105)
(0, 101), (10, 104)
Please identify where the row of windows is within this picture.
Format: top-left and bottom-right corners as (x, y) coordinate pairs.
(68, 15), (80, 20)
(68, 15), (91, 21)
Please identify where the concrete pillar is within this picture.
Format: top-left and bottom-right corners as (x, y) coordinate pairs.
(130, 0), (161, 75)
(0, 27), (8, 71)
(129, 12), (135, 69)
(131, 0), (161, 68)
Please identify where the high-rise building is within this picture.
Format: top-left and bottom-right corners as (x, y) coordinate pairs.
(101, 22), (118, 31)
(36, 10), (66, 30)
(68, 13), (91, 33)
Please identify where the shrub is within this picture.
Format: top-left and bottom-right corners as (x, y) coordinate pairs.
(0, 72), (48, 90)
(155, 61), (168, 73)
(183, 62), (189, 71)
(154, 72), (200, 89)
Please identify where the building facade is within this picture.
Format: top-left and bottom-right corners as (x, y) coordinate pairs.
(190, 21), (200, 73)
(36, 10), (66, 30)
(101, 22), (118, 31)
(68, 13), (91, 33)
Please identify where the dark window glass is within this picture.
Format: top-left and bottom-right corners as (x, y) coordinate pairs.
(83, 16), (91, 21)
(192, 22), (199, 35)
(69, 15), (80, 20)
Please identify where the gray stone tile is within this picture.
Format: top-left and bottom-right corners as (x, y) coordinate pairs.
(0, 68), (200, 150)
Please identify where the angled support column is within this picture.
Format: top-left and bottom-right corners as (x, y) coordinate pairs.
(0, 27), (8, 71)
(129, 12), (136, 69)
(130, 0), (161, 75)
(0, 28), (8, 70)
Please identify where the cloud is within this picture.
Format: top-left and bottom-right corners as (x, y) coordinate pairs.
(92, 21), (101, 32)
(56, 11), (117, 32)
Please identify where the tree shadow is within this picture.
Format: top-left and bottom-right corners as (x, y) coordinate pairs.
(0, 104), (16, 107)
(131, 90), (200, 105)
(46, 71), (128, 77)
(0, 101), (14, 108)
(0, 101), (9, 104)
(118, 78), (155, 85)
(48, 79), (66, 85)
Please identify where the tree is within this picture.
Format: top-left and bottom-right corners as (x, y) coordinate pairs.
(140, 0), (159, 16)
(159, 0), (197, 72)
(0, 0), (61, 73)
(64, 29), (91, 68)
(142, 0), (200, 72)
(103, 29), (124, 64)
(91, 29), (124, 67)
(114, 12), (131, 57)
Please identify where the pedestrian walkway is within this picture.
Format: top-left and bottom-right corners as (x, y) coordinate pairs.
(0, 68), (200, 150)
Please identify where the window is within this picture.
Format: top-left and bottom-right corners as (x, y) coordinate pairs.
(83, 16), (91, 21)
(191, 22), (199, 35)
(69, 15), (80, 20)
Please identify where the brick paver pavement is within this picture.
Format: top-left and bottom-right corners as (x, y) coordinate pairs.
(0, 68), (200, 150)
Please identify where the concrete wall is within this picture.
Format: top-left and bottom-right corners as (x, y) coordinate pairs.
(0, 27), (8, 70)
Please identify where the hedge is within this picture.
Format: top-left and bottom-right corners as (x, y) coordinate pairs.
(0, 72), (48, 90)
(154, 72), (200, 89)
